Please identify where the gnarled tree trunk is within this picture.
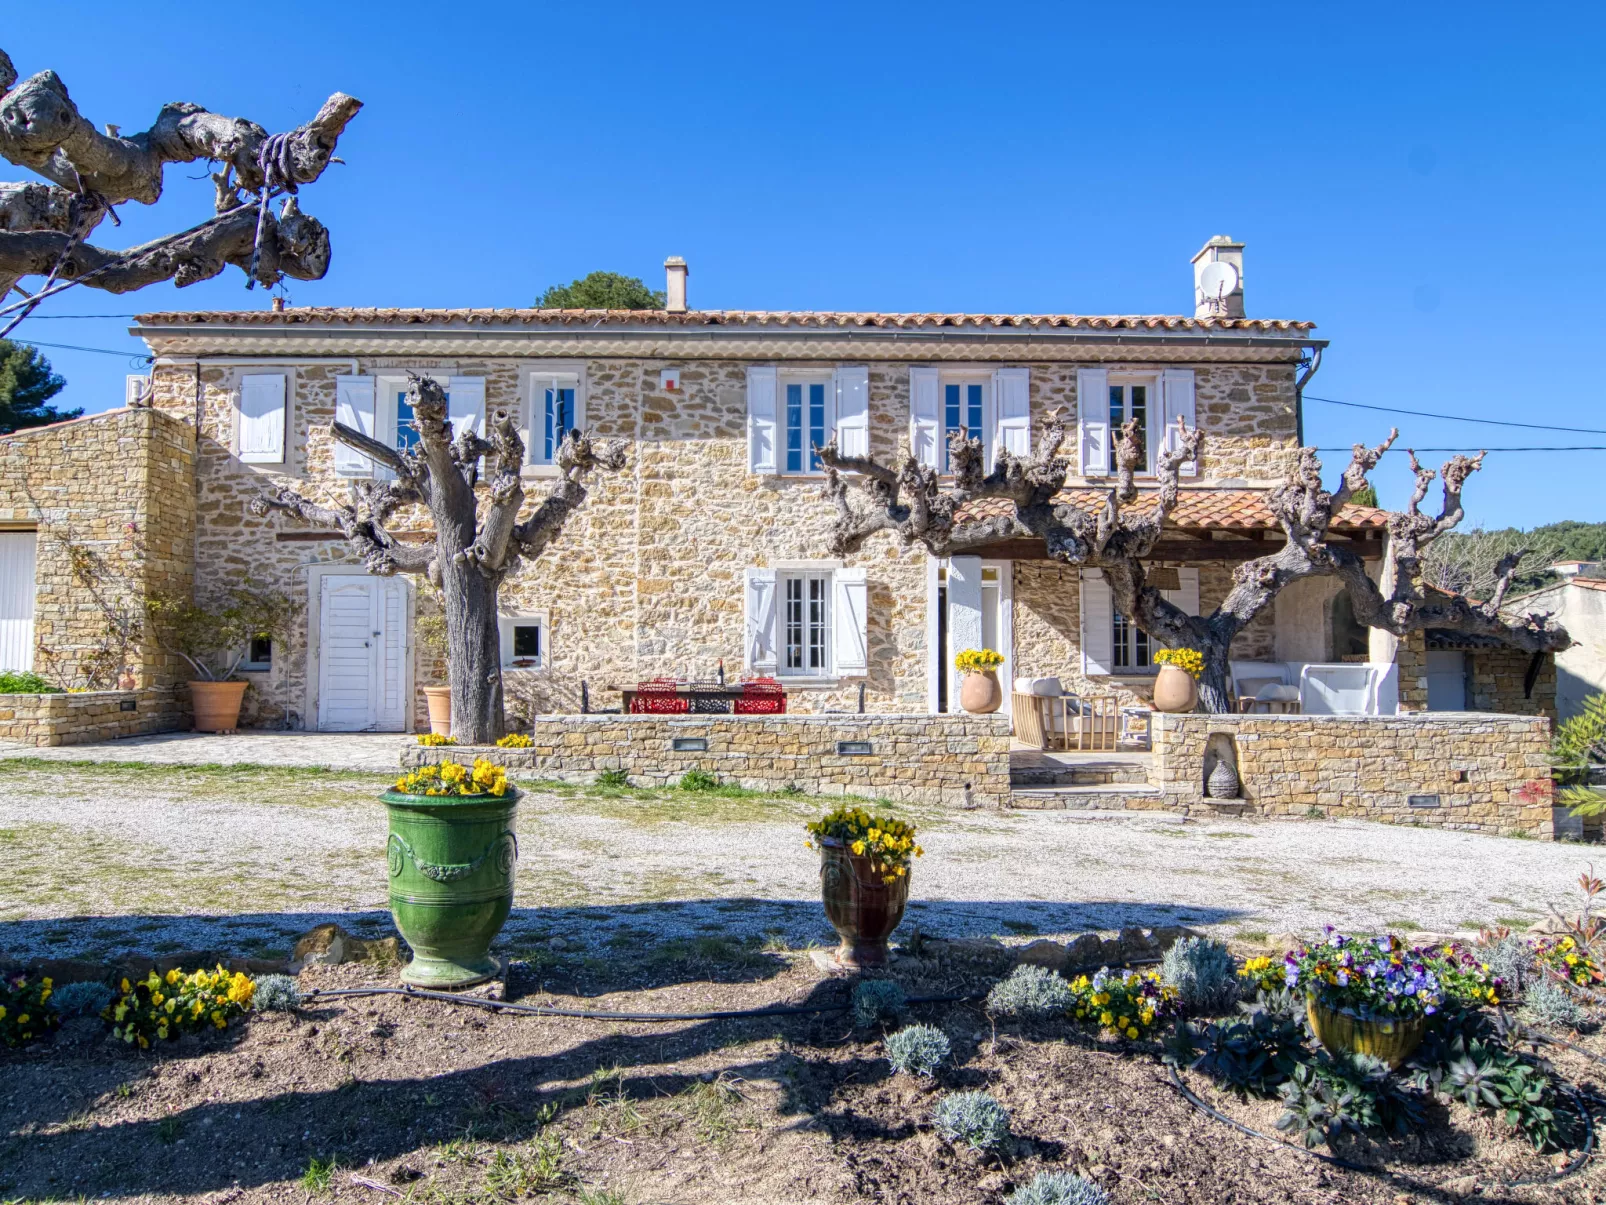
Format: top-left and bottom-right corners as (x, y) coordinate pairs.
(255, 375), (625, 743)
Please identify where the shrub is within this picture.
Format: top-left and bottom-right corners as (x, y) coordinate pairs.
(1522, 979), (1586, 1030)
(49, 980), (113, 1018)
(0, 670), (59, 694)
(107, 967), (255, 1048)
(496, 733), (534, 748)
(252, 974), (303, 1013)
(0, 973), (60, 1046)
(933, 1090), (1010, 1152)
(1007, 1171), (1111, 1205)
(595, 768), (630, 788)
(987, 964), (1072, 1019)
(678, 769), (720, 792)
(415, 732), (456, 746)
(886, 1024), (950, 1076)
(1480, 934), (1536, 992)
(1167, 1006), (1307, 1097)
(1161, 936), (1241, 1014)
(1069, 967), (1178, 1038)
(851, 979), (906, 1029)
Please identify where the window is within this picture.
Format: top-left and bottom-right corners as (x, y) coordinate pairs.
(527, 371), (585, 468)
(498, 615), (546, 669)
(243, 636), (272, 672)
(1111, 608), (1151, 672)
(943, 382), (986, 472)
(238, 372), (287, 464)
(780, 572), (831, 675)
(1107, 382), (1149, 473)
(393, 387), (421, 454)
(783, 379), (830, 473)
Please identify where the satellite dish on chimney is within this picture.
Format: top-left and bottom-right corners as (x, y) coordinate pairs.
(1198, 260), (1240, 308)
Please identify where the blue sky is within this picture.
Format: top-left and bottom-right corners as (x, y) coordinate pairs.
(7, 2), (1603, 528)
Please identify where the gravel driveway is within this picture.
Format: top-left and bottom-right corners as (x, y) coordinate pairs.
(0, 760), (1591, 965)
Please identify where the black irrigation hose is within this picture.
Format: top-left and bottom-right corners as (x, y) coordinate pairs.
(300, 983), (984, 1023)
(1165, 1063), (1596, 1189)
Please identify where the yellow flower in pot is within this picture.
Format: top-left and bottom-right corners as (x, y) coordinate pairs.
(954, 648), (1006, 714)
(1151, 647), (1203, 714)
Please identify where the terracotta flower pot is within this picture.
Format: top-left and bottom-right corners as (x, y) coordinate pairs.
(1306, 995), (1427, 1069)
(383, 785), (520, 989)
(1152, 664), (1198, 714)
(422, 686), (452, 735)
(189, 680), (248, 732)
(959, 670), (1003, 714)
(818, 837), (910, 968)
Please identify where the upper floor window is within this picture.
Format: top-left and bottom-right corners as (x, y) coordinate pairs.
(942, 380), (989, 472)
(1107, 381), (1150, 473)
(526, 369), (586, 470)
(237, 372), (288, 465)
(393, 386), (423, 454)
(783, 378), (831, 474)
(336, 374), (484, 479)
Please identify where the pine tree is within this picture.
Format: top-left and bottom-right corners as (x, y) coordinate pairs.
(0, 340), (78, 433)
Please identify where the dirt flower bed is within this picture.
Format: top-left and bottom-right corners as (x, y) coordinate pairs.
(4, 950), (1606, 1204)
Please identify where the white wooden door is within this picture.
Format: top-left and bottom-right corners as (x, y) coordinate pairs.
(318, 577), (408, 731)
(0, 532), (37, 671)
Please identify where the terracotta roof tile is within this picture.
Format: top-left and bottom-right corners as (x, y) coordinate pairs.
(953, 488), (1388, 533)
(131, 307), (1316, 333)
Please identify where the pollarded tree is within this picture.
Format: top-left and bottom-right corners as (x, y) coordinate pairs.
(0, 47), (359, 323)
(818, 413), (1570, 713)
(253, 375), (625, 744)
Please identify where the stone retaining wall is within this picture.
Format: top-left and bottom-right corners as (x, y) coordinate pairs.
(1151, 711), (1554, 836)
(401, 713), (1013, 808)
(0, 688), (182, 746)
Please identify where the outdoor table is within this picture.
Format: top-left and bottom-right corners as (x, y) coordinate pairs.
(608, 683), (753, 713)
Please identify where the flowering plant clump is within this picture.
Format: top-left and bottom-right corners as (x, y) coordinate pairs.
(1534, 935), (1602, 989)
(393, 758), (510, 797)
(1283, 930), (1502, 1019)
(954, 647), (1005, 675)
(1238, 955), (1285, 993)
(1069, 967), (1178, 1039)
(495, 733), (534, 749)
(806, 807), (922, 885)
(416, 732), (456, 746)
(1153, 647), (1205, 678)
(0, 974), (59, 1046)
(106, 967), (255, 1048)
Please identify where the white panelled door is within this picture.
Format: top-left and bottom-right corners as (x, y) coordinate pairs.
(318, 577), (408, 731)
(0, 532), (36, 671)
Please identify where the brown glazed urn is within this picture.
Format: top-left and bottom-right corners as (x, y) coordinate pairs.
(818, 837), (910, 968)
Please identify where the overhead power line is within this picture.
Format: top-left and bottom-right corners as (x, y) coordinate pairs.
(1304, 394), (1606, 436)
(10, 338), (152, 360)
(1318, 446), (1606, 453)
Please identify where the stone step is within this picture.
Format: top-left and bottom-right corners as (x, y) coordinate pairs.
(1009, 784), (1169, 811)
(1009, 760), (1153, 788)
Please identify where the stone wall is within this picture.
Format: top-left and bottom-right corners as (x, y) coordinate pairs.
(0, 407), (196, 694)
(401, 713), (1014, 808)
(1394, 631), (1556, 719)
(1151, 711), (1555, 835)
(143, 340), (1303, 729)
(0, 688), (182, 746)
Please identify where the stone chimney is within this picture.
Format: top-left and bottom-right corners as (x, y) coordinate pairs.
(664, 256), (688, 313)
(1191, 236), (1245, 319)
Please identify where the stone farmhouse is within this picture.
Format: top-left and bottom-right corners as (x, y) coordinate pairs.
(0, 237), (1560, 836)
(0, 238), (1555, 736)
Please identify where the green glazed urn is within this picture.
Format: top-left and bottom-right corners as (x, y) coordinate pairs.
(381, 787), (520, 989)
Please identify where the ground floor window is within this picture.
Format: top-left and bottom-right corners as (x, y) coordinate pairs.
(498, 616), (545, 669)
(781, 572), (830, 675)
(1112, 608), (1150, 671)
(244, 635), (273, 671)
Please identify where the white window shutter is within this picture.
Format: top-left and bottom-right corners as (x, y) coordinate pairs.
(832, 567), (868, 676)
(1162, 368), (1198, 476)
(447, 376), (486, 442)
(747, 367), (778, 474)
(1161, 566), (1200, 616)
(833, 366), (870, 458)
(908, 367), (940, 469)
(1077, 368), (1110, 478)
(334, 376), (376, 477)
(946, 556), (983, 704)
(238, 373), (286, 463)
(925, 555), (942, 713)
(993, 367), (1030, 464)
(1080, 568), (1114, 676)
(743, 567), (778, 673)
